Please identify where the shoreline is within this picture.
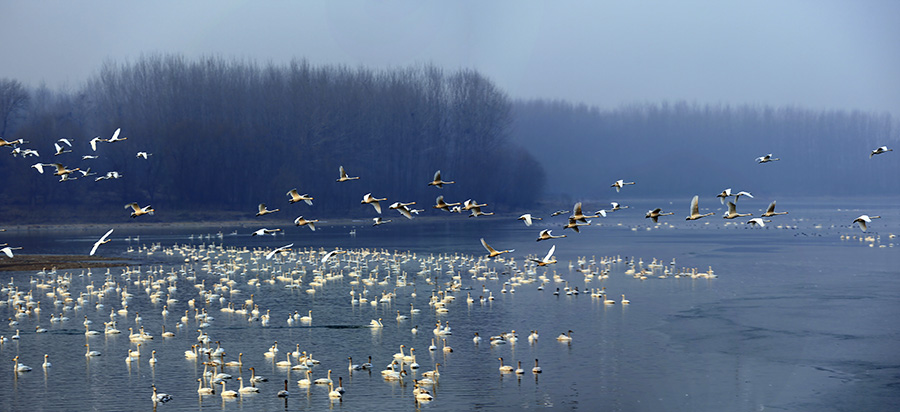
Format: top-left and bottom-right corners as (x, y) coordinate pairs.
(0, 255), (130, 272)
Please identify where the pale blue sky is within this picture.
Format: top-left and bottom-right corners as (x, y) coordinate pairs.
(1, 0), (898, 115)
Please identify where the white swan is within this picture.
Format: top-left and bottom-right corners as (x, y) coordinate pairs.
(556, 330), (573, 342)
(723, 201), (752, 219)
(286, 189), (314, 205)
(84, 344), (101, 357)
(237, 377), (259, 393)
(853, 215), (881, 232)
(870, 146), (893, 158)
(498, 357), (514, 373)
(151, 385), (172, 403)
(761, 201), (789, 217)
(297, 369), (312, 386)
(336, 165), (360, 182)
(13, 356), (31, 372)
(611, 179), (635, 192)
(518, 213), (542, 226)
(197, 378), (214, 395)
(686, 195), (714, 220)
(314, 369), (333, 385)
(480, 238), (514, 258)
(300, 310), (312, 323)
(219, 381), (238, 398)
(427, 170), (454, 188)
(756, 153), (780, 163)
(531, 245), (557, 266)
(329, 381), (343, 399)
(536, 229), (566, 241)
(256, 203), (279, 216)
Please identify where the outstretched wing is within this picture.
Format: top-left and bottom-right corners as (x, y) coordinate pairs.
(727, 202), (737, 215)
(543, 245), (556, 263)
(90, 229), (114, 256)
(690, 195), (700, 216)
(480, 238), (497, 254)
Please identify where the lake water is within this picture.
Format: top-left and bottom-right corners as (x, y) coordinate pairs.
(1, 198), (898, 411)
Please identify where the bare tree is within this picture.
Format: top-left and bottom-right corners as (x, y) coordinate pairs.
(0, 78), (30, 137)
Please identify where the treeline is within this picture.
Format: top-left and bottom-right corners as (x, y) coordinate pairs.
(0, 55), (546, 222)
(510, 100), (899, 199)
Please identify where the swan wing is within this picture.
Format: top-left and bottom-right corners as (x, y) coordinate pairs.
(519, 214), (533, 226)
(690, 195), (700, 216)
(99, 229), (114, 242)
(480, 238), (497, 254)
(543, 245), (556, 263)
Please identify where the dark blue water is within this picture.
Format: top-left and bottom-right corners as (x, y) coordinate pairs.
(1, 199), (898, 411)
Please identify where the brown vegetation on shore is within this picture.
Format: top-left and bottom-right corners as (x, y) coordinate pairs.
(0, 255), (128, 272)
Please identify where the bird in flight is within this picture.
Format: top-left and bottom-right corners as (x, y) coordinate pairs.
(480, 238), (514, 258)
(427, 170), (455, 188)
(266, 243), (294, 260)
(336, 166), (360, 182)
(685, 195), (714, 221)
(760, 201), (789, 217)
(518, 213), (542, 226)
(252, 228), (281, 236)
(433, 195), (460, 212)
(645, 208), (674, 223)
(256, 203), (280, 216)
(755, 153), (780, 163)
(870, 146), (892, 158)
(746, 218), (771, 227)
(722, 201), (752, 219)
(90, 229), (114, 256)
(611, 179), (635, 193)
(531, 245), (557, 266)
(286, 189), (314, 205)
(536, 229), (566, 241)
(293, 216), (318, 231)
(126, 203), (154, 218)
(361, 193), (387, 214)
(852, 215), (881, 232)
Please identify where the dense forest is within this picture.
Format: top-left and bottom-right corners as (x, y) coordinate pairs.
(1, 55), (897, 224)
(512, 100), (899, 200)
(0, 56), (545, 222)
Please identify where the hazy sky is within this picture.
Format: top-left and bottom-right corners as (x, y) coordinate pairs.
(2, 0), (898, 116)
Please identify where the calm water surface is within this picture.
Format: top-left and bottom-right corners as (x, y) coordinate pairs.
(1, 199), (898, 411)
